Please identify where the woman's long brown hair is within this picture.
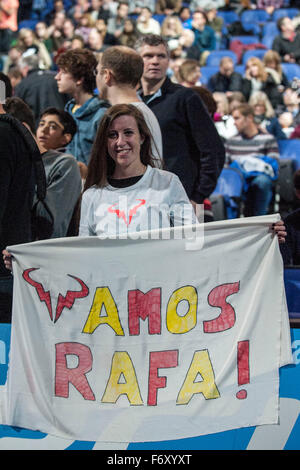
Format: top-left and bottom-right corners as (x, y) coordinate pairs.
(84, 103), (156, 192)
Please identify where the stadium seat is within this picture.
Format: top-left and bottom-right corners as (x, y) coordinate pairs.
(240, 22), (261, 36)
(281, 63), (300, 81)
(261, 34), (277, 49)
(206, 50), (237, 67)
(152, 14), (166, 24)
(229, 36), (260, 45)
(241, 9), (270, 24)
(272, 8), (300, 21)
(242, 49), (267, 65)
(216, 11), (239, 25)
(18, 19), (38, 30)
(262, 21), (279, 37)
(278, 139), (300, 169)
(200, 66), (219, 86)
(234, 64), (245, 75)
(210, 167), (245, 219)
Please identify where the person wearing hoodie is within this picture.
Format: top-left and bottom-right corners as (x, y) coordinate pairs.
(55, 48), (110, 177)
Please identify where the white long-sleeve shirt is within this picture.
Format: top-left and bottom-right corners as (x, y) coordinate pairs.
(79, 166), (196, 238)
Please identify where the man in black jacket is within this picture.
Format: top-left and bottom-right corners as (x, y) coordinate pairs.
(272, 16), (300, 65)
(136, 34), (225, 211)
(207, 56), (244, 94)
(0, 79), (38, 322)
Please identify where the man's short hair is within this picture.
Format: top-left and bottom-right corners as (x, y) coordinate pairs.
(234, 103), (255, 118)
(135, 34), (170, 57)
(220, 56), (233, 67)
(4, 97), (35, 133)
(277, 16), (287, 31)
(56, 48), (97, 94)
(18, 54), (40, 71)
(101, 46), (144, 87)
(39, 107), (77, 137)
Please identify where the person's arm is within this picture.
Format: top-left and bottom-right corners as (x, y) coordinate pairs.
(185, 92), (225, 203)
(0, 126), (16, 236)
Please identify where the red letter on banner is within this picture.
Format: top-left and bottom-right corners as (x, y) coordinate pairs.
(147, 350), (178, 406)
(203, 282), (240, 333)
(128, 288), (161, 335)
(55, 342), (95, 401)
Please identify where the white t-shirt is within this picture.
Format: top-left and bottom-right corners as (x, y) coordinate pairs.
(79, 166), (196, 238)
(131, 101), (163, 167)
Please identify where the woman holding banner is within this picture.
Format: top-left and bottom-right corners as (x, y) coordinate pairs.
(79, 103), (197, 238)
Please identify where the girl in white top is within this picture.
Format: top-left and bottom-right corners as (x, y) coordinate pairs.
(79, 104), (196, 238)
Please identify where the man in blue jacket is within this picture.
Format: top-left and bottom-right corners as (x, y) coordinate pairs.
(55, 48), (110, 177)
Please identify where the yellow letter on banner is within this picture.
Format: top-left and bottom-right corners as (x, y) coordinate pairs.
(83, 287), (124, 335)
(166, 286), (197, 334)
(177, 350), (220, 404)
(101, 352), (143, 405)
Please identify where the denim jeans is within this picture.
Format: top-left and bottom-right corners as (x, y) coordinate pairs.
(244, 174), (274, 217)
(0, 275), (13, 323)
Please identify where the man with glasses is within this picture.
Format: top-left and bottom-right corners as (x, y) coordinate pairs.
(55, 48), (110, 175)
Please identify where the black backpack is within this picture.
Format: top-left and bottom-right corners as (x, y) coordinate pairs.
(0, 113), (54, 240)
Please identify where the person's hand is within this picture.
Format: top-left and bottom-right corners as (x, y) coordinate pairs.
(78, 162), (88, 180)
(272, 220), (287, 244)
(2, 249), (13, 271)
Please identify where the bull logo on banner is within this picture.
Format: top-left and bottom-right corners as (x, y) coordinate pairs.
(22, 268), (89, 323)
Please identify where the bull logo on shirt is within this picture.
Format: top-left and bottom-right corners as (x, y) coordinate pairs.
(108, 199), (146, 226)
(22, 268), (89, 323)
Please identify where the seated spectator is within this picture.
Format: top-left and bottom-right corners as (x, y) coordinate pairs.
(278, 112), (295, 138)
(263, 50), (289, 91)
(128, 0), (156, 15)
(161, 14), (183, 42)
(213, 91), (237, 139)
(87, 27), (107, 52)
(248, 91), (286, 140)
(35, 22), (54, 54)
(272, 16), (300, 65)
(282, 87), (300, 127)
(75, 13), (96, 45)
(136, 7), (161, 35)
(95, 17), (119, 46)
(62, 19), (76, 46)
(16, 28), (52, 70)
(155, 0), (182, 15)
(7, 67), (23, 92)
(89, 0), (111, 22)
(186, 9), (216, 65)
(280, 170), (300, 265)
(2, 45), (22, 74)
(118, 18), (140, 48)
(107, 2), (129, 39)
(178, 6), (192, 28)
(243, 57), (283, 110)
(47, 11), (67, 52)
(225, 103), (280, 216)
(207, 56), (244, 94)
(71, 34), (85, 49)
(205, 4), (224, 47)
(177, 59), (201, 87)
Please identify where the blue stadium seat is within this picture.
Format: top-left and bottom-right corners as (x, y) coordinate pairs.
(211, 167), (245, 219)
(234, 64), (245, 75)
(241, 9), (270, 24)
(229, 36), (260, 45)
(153, 14), (166, 24)
(261, 34), (277, 49)
(272, 8), (299, 20)
(200, 66), (219, 86)
(278, 139), (300, 169)
(242, 49), (267, 65)
(241, 22), (261, 36)
(216, 11), (239, 25)
(281, 63), (300, 81)
(206, 50), (237, 67)
(18, 19), (38, 30)
(284, 268), (300, 319)
(262, 21), (279, 37)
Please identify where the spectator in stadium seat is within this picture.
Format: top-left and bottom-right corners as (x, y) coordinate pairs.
(94, 17), (119, 46)
(282, 87), (300, 127)
(254, 0), (284, 16)
(186, 9), (216, 65)
(189, 0), (225, 11)
(118, 18), (140, 48)
(225, 103), (280, 216)
(248, 91), (286, 140)
(155, 0), (182, 15)
(272, 16), (300, 65)
(16, 27), (52, 70)
(207, 56), (244, 95)
(107, 2), (129, 39)
(136, 7), (161, 36)
(262, 50), (289, 91)
(242, 57), (284, 110)
(55, 48), (110, 171)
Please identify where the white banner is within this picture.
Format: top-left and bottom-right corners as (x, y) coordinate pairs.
(0, 215), (293, 443)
